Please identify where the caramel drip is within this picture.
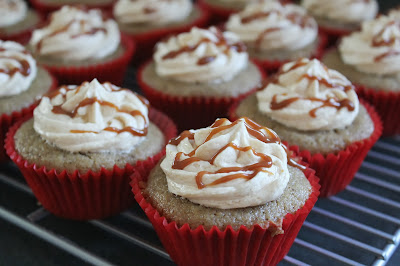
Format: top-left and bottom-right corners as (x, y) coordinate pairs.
(71, 126), (148, 136)
(197, 56), (216, 65)
(241, 10), (280, 24)
(374, 50), (400, 62)
(255, 27), (280, 51)
(270, 95), (300, 110)
(0, 56), (31, 77)
(71, 27), (106, 38)
(144, 7), (156, 14)
(372, 20), (400, 47)
(169, 131), (195, 146)
(303, 74), (354, 92)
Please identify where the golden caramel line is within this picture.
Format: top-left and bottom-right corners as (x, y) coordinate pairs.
(0, 55), (31, 77)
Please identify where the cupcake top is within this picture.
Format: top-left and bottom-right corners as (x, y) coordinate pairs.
(153, 26), (248, 83)
(0, 41), (37, 97)
(161, 117), (294, 209)
(339, 12), (400, 75)
(29, 6), (120, 61)
(114, 0), (192, 25)
(301, 0), (378, 24)
(0, 0), (27, 27)
(257, 58), (359, 131)
(226, 2), (317, 51)
(33, 79), (149, 153)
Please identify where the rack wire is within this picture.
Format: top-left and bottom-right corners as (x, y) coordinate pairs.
(0, 136), (399, 266)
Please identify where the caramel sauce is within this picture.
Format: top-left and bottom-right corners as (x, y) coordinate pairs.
(0, 56), (31, 77)
(375, 50), (400, 62)
(241, 10), (280, 24)
(372, 20), (400, 47)
(197, 56), (216, 65)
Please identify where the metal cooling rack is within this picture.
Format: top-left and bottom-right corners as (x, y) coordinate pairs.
(0, 136), (399, 266)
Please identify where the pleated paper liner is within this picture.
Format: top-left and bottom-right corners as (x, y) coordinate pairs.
(125, 5), (210, 66)
(29, 0), (116, 16)
(356, 85), (400, 136)
(251, 33), (328, 74)
(0, 70), (57, 163)
(130, 158), (320, 266)
(137, 60), (266, 131)
(5, 108), (177, 220)
(42, 34), (135, 86)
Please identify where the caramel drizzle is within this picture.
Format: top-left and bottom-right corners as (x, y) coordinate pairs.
(372, 20), (400, 62)
(0, 55), (31, 77)
(161, 28), (246, 66)
(170, 118), (303, 189)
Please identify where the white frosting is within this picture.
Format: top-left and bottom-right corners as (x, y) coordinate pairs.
(154, 27), (248, 83)
(161, 118), (290, 209)
(257, 59), (359, 131)
(0, 41), (37, 97)
(29, 6), (120, 61)
(301, 0), (378, 24)
(226, 2), (317, 51)
(34, 79), (149, 153)
(114, 0), (192, 25)
(0, 0), (27, 27)
(219, 0), (278, 4)
(339, 14), (400, 75)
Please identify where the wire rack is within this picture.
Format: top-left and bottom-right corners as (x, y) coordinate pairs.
(0, 133), (399, 265)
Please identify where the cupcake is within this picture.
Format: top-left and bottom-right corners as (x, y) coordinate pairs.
(5, 79), (176, 219)
(29, 0), (116, 16)
(226, 1), (326, 72)
(0, 40), (57, 162)
(113, 0), (209, 64)
(138, 26), (265, 131)
(301, 0), (378, 45)
(230, 58), (382, 197)
(28, 6), (135, 86)
(0, 0), (43, 44)
(323, 11), (400, 136)
(131, 117), (320, 266)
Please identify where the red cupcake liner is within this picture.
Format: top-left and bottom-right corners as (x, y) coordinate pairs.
(130, 159), (319, 266)
(318, 25), (353, 48)
(125, 5), (210, 65)
(42, 34), (135, 86)
(229, 100), (382, 197)
(356, 85), (400, 136)
(29, 0), (116, 17)
(251, 33), (328, 74)
(5, 108), (177, 220)
(137, 60), (266, 131)
(0, 70), (57, 163)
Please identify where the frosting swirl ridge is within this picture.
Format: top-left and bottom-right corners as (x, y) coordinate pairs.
(154, 27), (248, 83)
(0, 41), (37, 97)
(226, 2), (317, 51)
(114, 0), (192, 25)
(160, 117), (290, 209)
(257, 58), (359, 131)
(0, 0), (27, 27)
(30, 6), (120, 61)
(34, 79), (149, 153)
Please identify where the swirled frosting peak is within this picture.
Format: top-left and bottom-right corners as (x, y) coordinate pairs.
(226, 2), (317, 51)
(160, 117), (290, 209)
(301, 0), (378, 24)
(34, 79), (149, 153)
(29, 6), (120, 61)
(154, 27), (248, 83)
(114, 0), (192, 25)
(0, 41), (37, 97)
(339, 13), (400, 75)
(257, 58), (359, 131)
(0, 0), (27, 27)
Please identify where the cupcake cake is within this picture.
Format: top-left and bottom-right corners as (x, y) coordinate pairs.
(28, 6), (135, 85)
(230, 58), (382, 197)
(29, 0), (116, 16)
(0, 0), (43, 44)
(301, 0), (378, 44)
(113, 0), (209, 64)
(5, 79), (176, 219)
(226, 1), (326, 72)
(0, 40), (56, 162)
(138, 26), (265, 131)
(131, 117), (319, 266)
(323, 11), (400, 135)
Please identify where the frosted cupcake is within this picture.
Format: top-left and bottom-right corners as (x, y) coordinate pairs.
(113, 0), (209, 63)
(230, 58), (382, 196)
(28, 6), (135, 85)
(138, 26), (265, 131)
(131, 117), (319, 266)
(0, 40), (56, 162)
(29, 0), (116, 16)
(301, 0), (378, 44)
(0, 0), (43, 44)
(226, 1), (326, 72)
(323, 11), (400, 135)
(6, 79), (176, 219)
